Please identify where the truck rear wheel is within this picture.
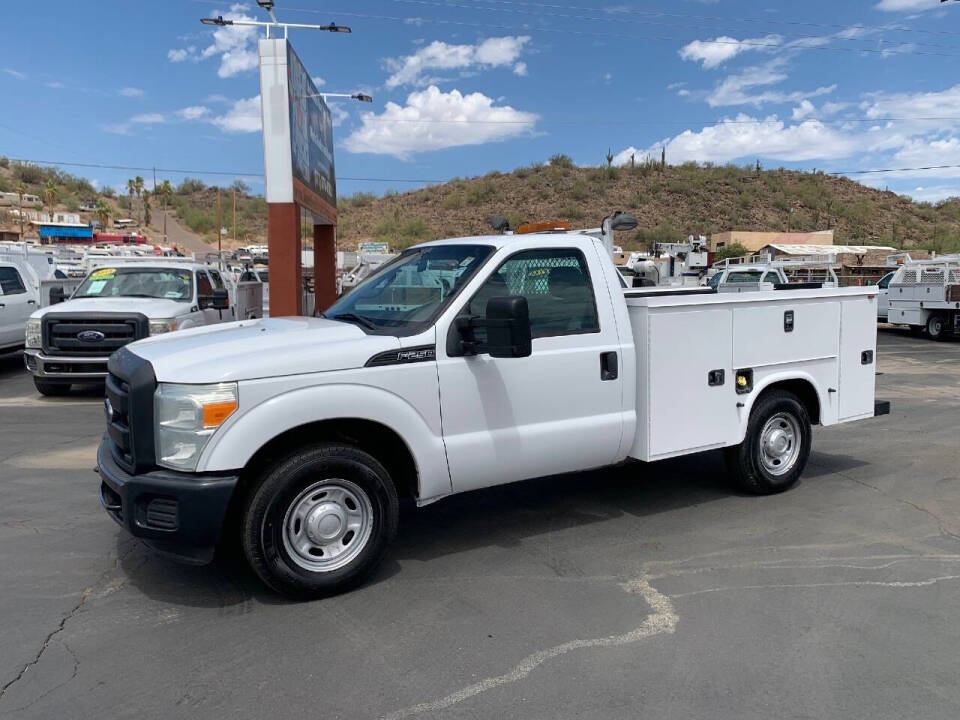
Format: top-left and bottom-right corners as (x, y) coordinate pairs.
(926, 313), (947, 341)
(34, 379), (71, 396)
(725, 390), (811, 495)
(241, 443), (399, 599)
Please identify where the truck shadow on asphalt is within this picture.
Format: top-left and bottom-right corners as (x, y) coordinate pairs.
(116, 448), (866, 607)
(0, 351), (24, 378)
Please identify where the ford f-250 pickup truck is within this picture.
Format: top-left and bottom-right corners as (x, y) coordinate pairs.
(97, 231), (889, 598)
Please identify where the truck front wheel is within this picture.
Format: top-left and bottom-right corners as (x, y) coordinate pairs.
(725, 390), (811, 495)
(241, 443), (399, 599)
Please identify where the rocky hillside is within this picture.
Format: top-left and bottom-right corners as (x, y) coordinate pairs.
(4, 155), (960, 255)
(337, 157), (960, 253)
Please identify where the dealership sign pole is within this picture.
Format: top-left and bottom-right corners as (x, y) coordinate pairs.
(202, 10), (350, 316)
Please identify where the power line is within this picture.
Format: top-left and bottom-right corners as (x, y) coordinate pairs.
(389, 0), (960, 53)
(413, 0), (960, 38)
(829, 164), (960, 176)
(7, 155), (960, 184)
(0, 157), (449, 184)
(265, 3), (960, 58)
(355, 116), (960, 126)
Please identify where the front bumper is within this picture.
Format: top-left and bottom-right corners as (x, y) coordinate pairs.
(24, 349), (110, 381)
(97, 435), (238, 564)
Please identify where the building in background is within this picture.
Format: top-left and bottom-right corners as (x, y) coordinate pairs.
(709, 229), (835, 254)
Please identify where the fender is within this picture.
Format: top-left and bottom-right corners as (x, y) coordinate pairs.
(735, 364), (834, 443)
(197, 382), (451, 501)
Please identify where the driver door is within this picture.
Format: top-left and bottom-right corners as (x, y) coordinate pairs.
(436, 246), (624, 493)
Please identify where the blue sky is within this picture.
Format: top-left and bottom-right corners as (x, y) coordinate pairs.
(3, 0), (960, 202)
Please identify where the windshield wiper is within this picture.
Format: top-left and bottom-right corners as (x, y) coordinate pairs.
(330, 313), (378, 331)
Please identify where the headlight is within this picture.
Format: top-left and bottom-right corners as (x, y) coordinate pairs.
(149, 319), (179, 335)
(154, 382), (238, 471)
(25, 318), (41, 348)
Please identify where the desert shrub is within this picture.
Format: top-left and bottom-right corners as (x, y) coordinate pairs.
(177, 177), (206, 194)
(549, 154), (575, 169)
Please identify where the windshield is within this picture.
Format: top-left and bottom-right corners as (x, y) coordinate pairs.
(75, 267), (194, 301)
(325, 244), (495, 336)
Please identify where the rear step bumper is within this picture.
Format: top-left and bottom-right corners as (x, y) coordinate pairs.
(874, 400), (891, 417)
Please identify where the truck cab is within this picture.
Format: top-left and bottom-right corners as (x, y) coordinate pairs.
(0, 260), (39, 352)
(95, 231), (885, 598)
(25, 261), (235, 395)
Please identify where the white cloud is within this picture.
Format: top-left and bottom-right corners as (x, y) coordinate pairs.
(3, 68), (27, 79)
(615, 114), (857, 166)
(176, 106), (211, 120)
(312, 76), (326, 88)
(513, 62), (528, 77)
(792, 99), (816, 120)
(130, 113), (165, 124)
(385, 36), (530, 88)
(212, 95), (262, 133)
(118, 87), (145, 97)
(169, 4), (259, 78)
(903, 185), (960, 203)
(45, 81), (65, 89)
(343, 86), (537, 159)
(679, 34), (782, 69)
(706, 60), (836, 107)
(168, 48), (192, 63)
(875, 0), (935, 10)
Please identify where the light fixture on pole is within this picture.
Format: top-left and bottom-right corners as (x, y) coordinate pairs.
(298, 92), (373, 103)
(200, 13), (350, 37)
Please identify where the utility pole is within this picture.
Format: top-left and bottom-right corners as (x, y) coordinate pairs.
(217, 187), (223, 258)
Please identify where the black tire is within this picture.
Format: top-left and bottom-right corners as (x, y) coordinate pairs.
(33, 379), (71, 396)
(725, 390), (811, 495)
(926, 313), (947, 341)
(241, 443), (399, 599)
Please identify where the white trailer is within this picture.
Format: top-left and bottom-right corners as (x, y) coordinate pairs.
(885, 256), (960, 340)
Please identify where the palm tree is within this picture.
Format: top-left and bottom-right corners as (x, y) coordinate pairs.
(157, 180), (173, 240)
(42, 180), (58, 221)
(134, 176), (144, 224)
(94, 198), (111, 232)
(127, 179), (136, 221)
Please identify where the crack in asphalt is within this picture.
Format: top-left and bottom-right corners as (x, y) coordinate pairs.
(0, 540), (138, 706)
(835, 469), (960, 543)
(379, 574), (678, 720)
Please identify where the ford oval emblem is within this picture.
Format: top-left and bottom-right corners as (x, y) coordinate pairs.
(77, 330), (105, 342)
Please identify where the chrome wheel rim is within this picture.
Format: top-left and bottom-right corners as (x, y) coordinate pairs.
(282, 479), (373, 572)
(759, 412), (801, 477)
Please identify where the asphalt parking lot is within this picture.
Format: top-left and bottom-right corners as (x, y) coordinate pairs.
(1, 328), (959, 720)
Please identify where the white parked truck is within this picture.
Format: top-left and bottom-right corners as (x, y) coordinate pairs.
(25, 260), (249, 395)
(96, 232), (889, 598)
(884, 256), (960, 339)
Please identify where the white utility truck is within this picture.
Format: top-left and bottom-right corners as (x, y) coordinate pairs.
(884, 256), (960, 339)
(25, 260), (245, 395)
(96, 231), (888, 598)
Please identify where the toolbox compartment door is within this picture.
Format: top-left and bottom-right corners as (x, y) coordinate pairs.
(838, 296), (878, 421)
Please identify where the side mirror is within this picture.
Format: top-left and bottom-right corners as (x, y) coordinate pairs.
(49, 286), (66, 305)
(486, 296), (531, 358)
(212, 288), (229, 310)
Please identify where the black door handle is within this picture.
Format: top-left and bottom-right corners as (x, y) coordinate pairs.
(600, 351), (618, 381)
(27, 300), (36, 305)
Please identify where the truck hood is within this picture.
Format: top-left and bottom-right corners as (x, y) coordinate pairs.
(31, 297), (191, 319)
(126, 317), (401, 383)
